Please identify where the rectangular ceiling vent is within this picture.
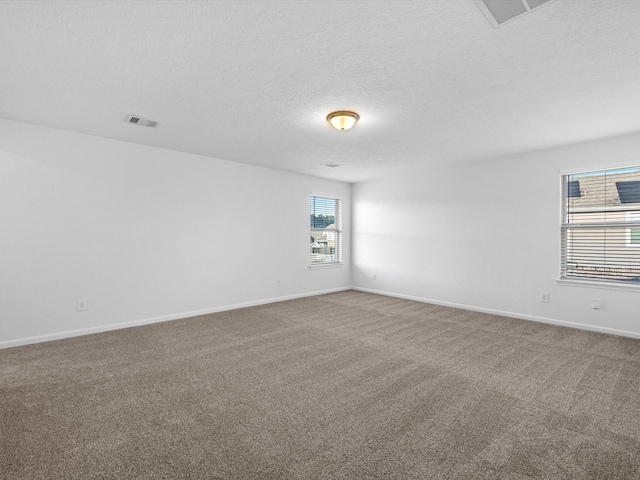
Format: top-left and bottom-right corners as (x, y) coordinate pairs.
(126, 115), (159, 128)
(473, 0), (555, 29)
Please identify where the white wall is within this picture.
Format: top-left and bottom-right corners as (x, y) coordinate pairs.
(4, 117), (639, 347)
(0, 119), (351, 347)
(352, 132), (640, 338)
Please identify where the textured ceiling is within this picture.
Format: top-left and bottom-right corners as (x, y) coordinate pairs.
(2, 0), (640, 182)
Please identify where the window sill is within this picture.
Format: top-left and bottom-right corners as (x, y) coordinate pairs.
(309, 262), (343, 270)
(556, 278), (640, 292)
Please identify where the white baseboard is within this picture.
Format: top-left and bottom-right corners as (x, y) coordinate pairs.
(5, 285), (638, 349)
(0, 287), (351, 350)
(352, 286), (640, 340)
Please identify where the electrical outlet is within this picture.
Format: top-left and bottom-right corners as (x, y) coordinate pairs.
(276, 278), (281, 287)
(76, 300), (87, 312)
(539, 292), (549, 303)
(372, 273), (377, 280)
(591, 298), (602, 310)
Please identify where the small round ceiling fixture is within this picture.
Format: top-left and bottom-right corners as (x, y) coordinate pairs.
(327, 111), (359, 131)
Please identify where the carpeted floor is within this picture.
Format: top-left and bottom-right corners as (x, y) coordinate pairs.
(2, 290), (640, 479)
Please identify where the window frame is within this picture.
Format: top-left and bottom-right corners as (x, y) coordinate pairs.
(559, 165), (640, 290)
(309, 195), (343, 268)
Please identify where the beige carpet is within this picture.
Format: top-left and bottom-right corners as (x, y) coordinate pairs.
(2, 290), (640, 479)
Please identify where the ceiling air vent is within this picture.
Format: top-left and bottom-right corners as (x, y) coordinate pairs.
(473, 0), (555, 29)
(126, 115), (159, 128)
(322, 162), (341, 168)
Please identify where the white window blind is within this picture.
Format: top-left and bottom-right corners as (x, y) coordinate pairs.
(310, 196), (342, 265)
(561, 166), (640, 285)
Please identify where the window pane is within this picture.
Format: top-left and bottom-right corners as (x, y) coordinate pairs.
(310, 197), (336, 229)
(310, 196), (341, 265)
(564, 226), (640, 282)
(566, 167), (640, 213)
(562, 166), (640, 284)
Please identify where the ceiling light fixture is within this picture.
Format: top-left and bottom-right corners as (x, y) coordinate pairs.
(327, 111), (359, 131)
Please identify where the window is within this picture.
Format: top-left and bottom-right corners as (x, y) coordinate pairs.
(561, 166), (640, 285)
(310, 196), (342, 265)
(627, 212), (640, 246)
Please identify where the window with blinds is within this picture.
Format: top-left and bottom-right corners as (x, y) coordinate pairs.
(310, 196), (342, 265)
(561, 166), (640, 285)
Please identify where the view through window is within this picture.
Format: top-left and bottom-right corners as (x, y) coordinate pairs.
(310, 196), (342, 265)
(561, 166), (640, 284)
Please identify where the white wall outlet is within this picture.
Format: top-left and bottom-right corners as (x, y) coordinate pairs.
(539, 292), (549, 303)
(591, 298), (602, 310)
(276, 278), (281, 287)
(76, 300), (87, 312)
(372, 273), (377, 280)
